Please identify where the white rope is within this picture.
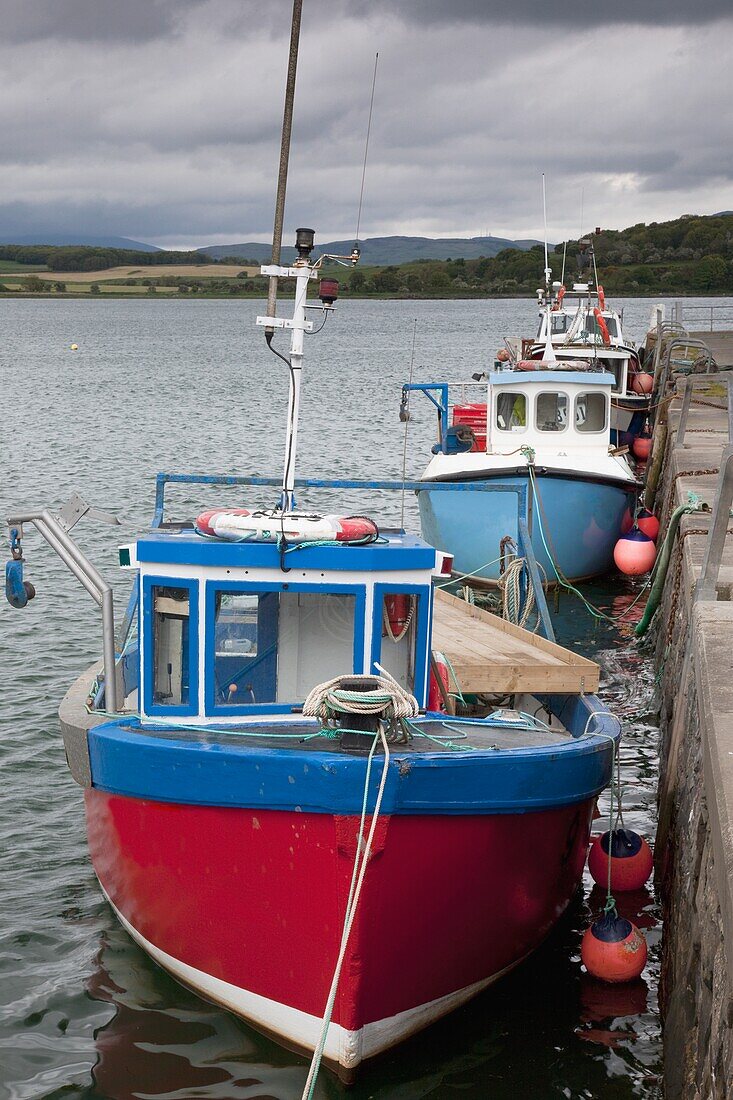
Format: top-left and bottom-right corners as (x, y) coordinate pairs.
(382, 597), (415, 644)
(300, 721), (391, 1099)
(499, 556), (536, 630)
(303, 672), (419, 721)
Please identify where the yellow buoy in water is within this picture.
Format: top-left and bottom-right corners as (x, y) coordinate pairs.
(70, 343), (78, 351)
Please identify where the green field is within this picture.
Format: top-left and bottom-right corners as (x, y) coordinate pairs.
(0, 260), (48, 273)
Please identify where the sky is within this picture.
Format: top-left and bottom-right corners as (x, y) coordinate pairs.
(1, 0), (732, 249)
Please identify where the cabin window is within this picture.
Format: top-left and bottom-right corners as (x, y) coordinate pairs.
(378, 593), (419, 691)
(551, 313), (569, 334)
(575, 392), (608, 433)
(151, 585), (193, 707)
(277, 592), (357, 702)
(207, 586), (361, 710)
(213, 590), (279, 705)
(584, 313), (618, 339)
(495, 391), (526, 432)
(535, 391), (568, 432)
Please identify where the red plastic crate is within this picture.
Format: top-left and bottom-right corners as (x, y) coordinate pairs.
(452, 403), (487, 451)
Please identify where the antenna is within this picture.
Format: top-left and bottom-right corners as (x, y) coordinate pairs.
(542, 174), (551, 288)
(560, 241), (567, 285)
(354, 52), (379, 246)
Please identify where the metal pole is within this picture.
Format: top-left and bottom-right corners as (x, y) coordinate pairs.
(6, 510), (118, 712)
(281, 263), (310, 510)
(696, 444), (733, 603)
(675, 378), (693, 448)
(265, 0), (303, 334)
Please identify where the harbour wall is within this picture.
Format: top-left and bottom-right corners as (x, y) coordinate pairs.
(649, 376), (733, 1098)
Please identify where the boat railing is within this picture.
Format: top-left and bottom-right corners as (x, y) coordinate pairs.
(674, 302), (733, 332)
(696, 443), (733, 602)
(675, 375), (733, 449)
(153, 472), (555, 640)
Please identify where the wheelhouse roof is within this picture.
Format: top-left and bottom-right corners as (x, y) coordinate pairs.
(132, 528), (436, 571)
(488, 370), (615, 388)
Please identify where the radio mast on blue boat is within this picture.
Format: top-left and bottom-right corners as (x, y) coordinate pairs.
(541, 174), (557, 363)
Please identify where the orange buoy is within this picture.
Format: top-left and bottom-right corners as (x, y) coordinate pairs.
(581, 908), (648, 983)
(636, 508), (660, 542)
(588, 829), (653, 892)
(631, 372), (654, 395)
(428, 658), (450, 712)
(632, 433), (652, 460)
(613, 528), (657, 575)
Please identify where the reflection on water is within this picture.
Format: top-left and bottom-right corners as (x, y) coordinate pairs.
(0, 296), (691, 1098)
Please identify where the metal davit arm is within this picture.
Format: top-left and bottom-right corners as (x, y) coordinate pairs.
(6, 505), (119, 713)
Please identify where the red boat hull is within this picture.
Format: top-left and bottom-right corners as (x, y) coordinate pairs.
(85, 789), (594, 1074)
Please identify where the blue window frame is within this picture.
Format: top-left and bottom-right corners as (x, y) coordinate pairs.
(370, 582), (432, 708)
(204, 580), (367, 716)
(142, 575), (199, 718)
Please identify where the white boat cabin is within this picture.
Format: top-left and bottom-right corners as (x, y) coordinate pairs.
(449, 368), (616, 458)
(118, 532), (444, 725)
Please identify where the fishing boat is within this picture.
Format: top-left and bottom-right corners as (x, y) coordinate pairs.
(406, 358), (640, 585)
(508, 234), (653, 444)
(3, 7), (620, 1087)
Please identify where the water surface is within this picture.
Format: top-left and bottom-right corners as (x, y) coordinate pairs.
(3, 295), (725, 1099)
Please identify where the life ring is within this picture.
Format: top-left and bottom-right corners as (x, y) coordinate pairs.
(597, 285), (606, 311)
(593, 308), (611, 347)
(556, 284), (566, 309)
(196, 508), (379, 544)
(383, 593), (414, 642)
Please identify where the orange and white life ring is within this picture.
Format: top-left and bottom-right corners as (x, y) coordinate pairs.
(597, 285), (606, 311)
(593, 308), (611, 347)
(555, 284), (566, 310)
(383, 593), (414, 642)
(195, 508), (379, 544)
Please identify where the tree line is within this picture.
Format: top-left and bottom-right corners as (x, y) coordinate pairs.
(0, 244), (213, 271)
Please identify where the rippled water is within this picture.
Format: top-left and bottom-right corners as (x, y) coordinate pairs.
(1, 294), (724, 1099)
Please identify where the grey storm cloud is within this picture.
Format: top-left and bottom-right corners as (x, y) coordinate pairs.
(0, 1), (730, 246)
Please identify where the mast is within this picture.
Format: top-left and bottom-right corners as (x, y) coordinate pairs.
(265, 0), (303, 333)
(541, 174), (556, 361)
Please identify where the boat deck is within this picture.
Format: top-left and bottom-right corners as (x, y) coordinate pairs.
(431, 589), (599, 695)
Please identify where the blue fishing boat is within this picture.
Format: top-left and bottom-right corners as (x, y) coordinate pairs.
(406, 363), (640, 585)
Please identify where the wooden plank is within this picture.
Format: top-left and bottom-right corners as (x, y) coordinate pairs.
(432, 588), (599, 694)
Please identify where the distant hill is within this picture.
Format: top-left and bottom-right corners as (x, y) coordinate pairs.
(198, 234), (544, 265)
(0, 233), (160, 252)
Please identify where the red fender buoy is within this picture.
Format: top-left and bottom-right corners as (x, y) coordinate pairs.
(588, 829), (654, 892)
(631, 372), (654, 395)
(597, 285), (606, 311)
(613, 528), (657, 575)
(428, 658), (450, 712)
(632, 433), (652, 460)
(636, 508), (660, 542)
(581, 908), (647, 983)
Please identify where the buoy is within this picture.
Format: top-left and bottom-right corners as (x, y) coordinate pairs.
(70, 343), (78, 351)
(428, 657), (450, 712)
(632, 433), (652, 460)
(636, 508), (660, 542)
(581, 908), (647, 983)
(613, 528), (657, 575)
(631, 372), (654, 395)
(588, 829), (653, 891)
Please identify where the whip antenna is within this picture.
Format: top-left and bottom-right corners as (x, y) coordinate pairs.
(542, 173), (551, 288)
(265, 0), (303, 335)
(354, 52), (379, 246)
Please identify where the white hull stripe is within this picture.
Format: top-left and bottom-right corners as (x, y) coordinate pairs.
(102, 887), (518, 1070)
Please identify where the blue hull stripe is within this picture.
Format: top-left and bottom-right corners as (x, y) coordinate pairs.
(87, 699), (617, 815)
